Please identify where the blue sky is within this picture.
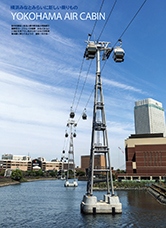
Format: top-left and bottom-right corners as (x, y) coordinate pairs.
(0, 0), (166, 169)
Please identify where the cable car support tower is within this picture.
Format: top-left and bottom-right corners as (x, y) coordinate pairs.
(64, 111), (78, 187)
(80, 38), (125, 214)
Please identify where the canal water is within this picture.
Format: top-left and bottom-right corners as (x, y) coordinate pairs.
(0, 180), (166, 228)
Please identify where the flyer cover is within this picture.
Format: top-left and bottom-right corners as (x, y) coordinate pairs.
(0, 0), (165, 170)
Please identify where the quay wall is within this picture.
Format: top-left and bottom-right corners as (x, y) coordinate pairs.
(147, 185), (166, 205)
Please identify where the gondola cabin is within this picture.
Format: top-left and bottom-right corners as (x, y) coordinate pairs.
(85, 43), (97, 60)
(82, 112), (87, 120)
(113, 46), (125, 63)
(70, 111), (75, 119)
(73, 133), (76, 137)
(65, 133), (68, 137)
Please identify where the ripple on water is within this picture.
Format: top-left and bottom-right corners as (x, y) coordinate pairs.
(0, 180), (166, 228)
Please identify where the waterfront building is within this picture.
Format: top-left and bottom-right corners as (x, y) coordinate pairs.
(1, 159), (32, 171)
(32, 158), (43, 170)
(119, 98), (166, 181)
(2, 154), (31, 161)
(119, 133), (166, 181)
(0, 154), (64, 173)
(45, 160), (63, 171)
(63, 162), (74, 171)
(134, 98), (166, 135)
(1, 154), (32, 171)
(31, 158), (63, 171)
(80, 155), (106, 175)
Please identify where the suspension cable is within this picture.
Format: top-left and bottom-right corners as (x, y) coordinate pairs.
(101, 0), (148, 74)
(71, 57), (84, 110)
(71, 0), (107, 113)
(90, 0), (105, 38)
(77, 88), (94, 124)
(75, 0), (118, 121)
(66, 0), (148, 129)
(80, 0), (148, 122)
(76, 0), (147, 122)
(70, 0), (105, 112)
(74, 59), (93, 113)
(97, 0), (118, 41)
(113, 0), (147, 48)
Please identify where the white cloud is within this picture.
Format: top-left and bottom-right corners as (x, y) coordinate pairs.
(0, 1), (148, 170)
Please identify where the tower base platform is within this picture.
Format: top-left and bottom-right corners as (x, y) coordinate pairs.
(64, 180), (78, 187)
(80, 194), (122, 214)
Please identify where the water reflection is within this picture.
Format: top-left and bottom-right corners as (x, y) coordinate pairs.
(0, 180), (166, 228)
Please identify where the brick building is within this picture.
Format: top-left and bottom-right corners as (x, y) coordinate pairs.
(118, 133), (166, 180)
(118, 98), (166, 181)
(80, 155), (106, 175)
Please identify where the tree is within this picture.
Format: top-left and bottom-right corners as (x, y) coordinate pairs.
(36, 169), (44, 176)
(11, 169), (23, 181)
(65, 169), (74, 175)
(49, 170), (57, 177)
(117, 169), (120, 173)
(0, 169), (5, 176)
(76, 171), (86, 177)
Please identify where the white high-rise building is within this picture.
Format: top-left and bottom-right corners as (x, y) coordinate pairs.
(134, 98), (166, 135)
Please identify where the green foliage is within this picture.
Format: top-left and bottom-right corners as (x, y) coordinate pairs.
(23, 169), (59, 178)
(49, 170), (57, 177)
(25, 171), (32, 176)
(120, 170), (126, 173)
(69, 170), (74, 175)
(23, 169), (45, 177)
(65, 170), (74, 176)
(116, 169), (126, 173)
(36, 169), (44, 176)
(112, 174), (115, 181)
(94, 180), (148, 188)
(0, 169), (5, 176)
(11, 169), (23, 181)
(114, 181), (147, 188)
(76, 171), (86, 177)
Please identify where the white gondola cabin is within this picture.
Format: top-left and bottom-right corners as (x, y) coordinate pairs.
(113, 46), (125, 63)
(70, 111), (75, 119)
(82, 112), (87, 120)
(85, 43), (97, 60)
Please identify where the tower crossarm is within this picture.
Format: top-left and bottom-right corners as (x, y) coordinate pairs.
(94, 145), (109, 153)
(96, 102), (104, 109)
(93, 169), (110, 172)
(94, 122), (106, 131)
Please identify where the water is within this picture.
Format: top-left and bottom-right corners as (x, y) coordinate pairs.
(0, 180), (166, 228)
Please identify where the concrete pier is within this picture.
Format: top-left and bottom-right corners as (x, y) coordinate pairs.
(64, 180), (78, 187)
(80, 194), (122, 214)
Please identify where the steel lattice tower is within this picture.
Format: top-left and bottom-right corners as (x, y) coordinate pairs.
(81, 38), (124, 214)
(64, 117), (78, 187)
(86, 47), (114, 196)
(66, 120), (76, 181)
